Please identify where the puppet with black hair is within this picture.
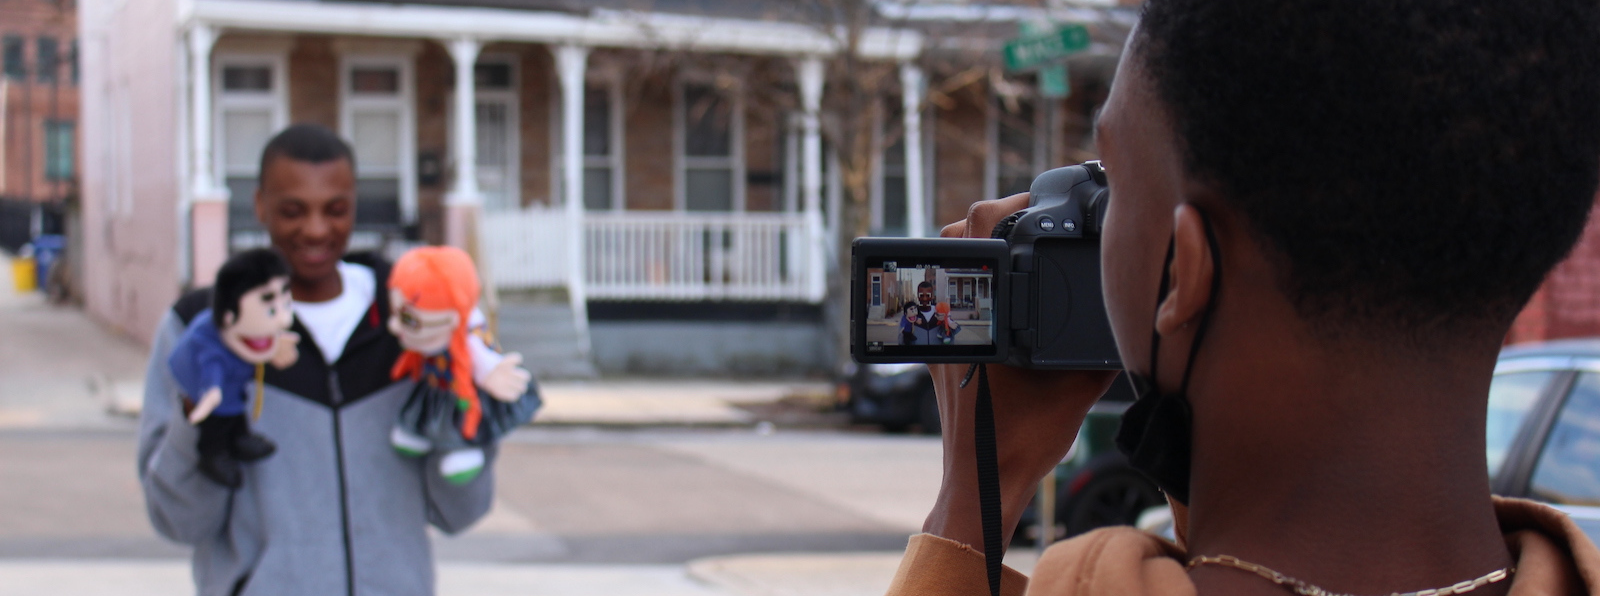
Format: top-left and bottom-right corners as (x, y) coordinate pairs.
(168, 249), (300, 488)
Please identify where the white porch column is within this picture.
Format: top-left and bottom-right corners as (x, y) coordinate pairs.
(444, 37), (482, 251)
(555, 44), (592, 357)
(188, 23), (229, 286)
(798, 57), (826, 302)
(901, 63), (928, 238)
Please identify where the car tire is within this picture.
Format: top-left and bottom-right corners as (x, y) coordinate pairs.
(1058, 469), (1165, 538)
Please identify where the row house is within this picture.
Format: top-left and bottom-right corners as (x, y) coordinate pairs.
(0, 0), (78, 253)
(79, 0), (1131, 375)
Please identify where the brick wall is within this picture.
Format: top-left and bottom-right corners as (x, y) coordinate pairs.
(0, 0), (79, 205)
(1509, 200), (1600, 344)
(288, 36), (338, 129)
(624, 68), (676, 211)
(413, 41), (450, 243)
(519, 45), (552, 207)
(744, 97), (781, 212)
(933, 82), (989, 227)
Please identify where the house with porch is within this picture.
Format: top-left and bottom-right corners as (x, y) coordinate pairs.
(78, 0), (1134, 376)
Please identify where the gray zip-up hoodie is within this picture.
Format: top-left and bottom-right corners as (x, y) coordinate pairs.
(137, 254), (510, 596)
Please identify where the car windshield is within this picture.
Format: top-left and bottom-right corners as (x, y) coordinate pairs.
(1529, 373), (1600, 506)
(1486, 369), (1556, 479)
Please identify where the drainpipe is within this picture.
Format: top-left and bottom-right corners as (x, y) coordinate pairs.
(1, 76), (8, 195)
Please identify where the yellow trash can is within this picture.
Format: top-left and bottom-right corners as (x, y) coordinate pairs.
(11, 257), (36, 293)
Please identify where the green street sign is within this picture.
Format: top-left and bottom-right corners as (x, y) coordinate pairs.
(1003, 24), (1091, 71)
(1040, 64), (1070, 99)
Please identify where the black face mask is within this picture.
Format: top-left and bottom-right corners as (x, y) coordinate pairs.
(1114, 217), (1222, 506)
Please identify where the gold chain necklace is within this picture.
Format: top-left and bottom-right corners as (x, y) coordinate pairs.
(1186, 554), (1513, 596)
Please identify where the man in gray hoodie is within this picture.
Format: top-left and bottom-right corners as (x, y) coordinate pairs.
(137, 124), (527, 596)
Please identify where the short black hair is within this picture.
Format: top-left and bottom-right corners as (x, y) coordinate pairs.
(1135, 0), (1600, 343)
(259, 123), (355, 178)
(214, 249), (290, 327)
(917, 281), (934, 291)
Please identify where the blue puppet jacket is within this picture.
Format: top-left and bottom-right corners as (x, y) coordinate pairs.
(168, 309), (258, 417)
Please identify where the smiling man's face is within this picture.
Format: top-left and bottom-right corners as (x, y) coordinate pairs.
(221, 276), (294, 365)
(255, 156), (356, 300)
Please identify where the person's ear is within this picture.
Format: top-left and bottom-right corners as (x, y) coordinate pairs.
(1153, 204), (1215, 335)
(222, 309), (238, 330)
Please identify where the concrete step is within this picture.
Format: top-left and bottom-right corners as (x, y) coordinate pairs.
(492, 300), (597, 380)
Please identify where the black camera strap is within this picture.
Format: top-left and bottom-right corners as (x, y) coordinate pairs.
(961, 362), (1004, 596)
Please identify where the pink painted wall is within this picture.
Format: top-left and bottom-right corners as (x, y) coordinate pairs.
(79, 0), (182, 345)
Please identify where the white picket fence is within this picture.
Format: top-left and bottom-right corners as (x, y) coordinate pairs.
(481, 208), (816, 302)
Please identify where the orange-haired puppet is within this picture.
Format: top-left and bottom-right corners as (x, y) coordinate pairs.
(387, 246), (540, 484)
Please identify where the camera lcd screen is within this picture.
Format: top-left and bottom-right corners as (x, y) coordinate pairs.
(860, 256), (1000, 360)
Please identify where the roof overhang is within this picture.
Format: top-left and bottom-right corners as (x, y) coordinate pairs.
(190, 0), (924, 61)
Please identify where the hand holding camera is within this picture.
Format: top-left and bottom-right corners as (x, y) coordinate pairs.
(919, 191), (1119, 551)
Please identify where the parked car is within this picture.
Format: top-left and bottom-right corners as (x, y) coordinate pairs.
(1121, 338), (1600, 546)
(1015, 377), (1163, 545)
(1484, 339), (1600, 538)
(844, 362), (942, 434)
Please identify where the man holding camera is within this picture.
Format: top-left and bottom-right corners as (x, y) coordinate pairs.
(888, 1), (1600, 595)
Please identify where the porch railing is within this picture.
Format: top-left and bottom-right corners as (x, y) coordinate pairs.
(480, 207), (570, 289)
(481, 209), (815, 302)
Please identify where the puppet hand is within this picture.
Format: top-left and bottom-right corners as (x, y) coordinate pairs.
(188, 387), (223, 424)
(270, 332), (300, 369)
(482, 352), (532, 402)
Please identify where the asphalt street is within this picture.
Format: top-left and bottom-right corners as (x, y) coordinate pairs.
(0, 426), (943, 564)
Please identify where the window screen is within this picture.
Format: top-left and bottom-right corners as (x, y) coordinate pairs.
(36, 37), (57, 84)
(44, 120), (73, 180)
(3, 36), (23, 80)
(222, 66), (272, 92)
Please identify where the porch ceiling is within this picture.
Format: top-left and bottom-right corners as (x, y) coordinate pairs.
(190, 0), (924, 60)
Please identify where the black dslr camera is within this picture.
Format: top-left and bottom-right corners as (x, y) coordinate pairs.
(851, 161), (1120, 369)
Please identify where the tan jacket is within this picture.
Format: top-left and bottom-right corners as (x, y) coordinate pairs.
(887, 498), (1600, 596)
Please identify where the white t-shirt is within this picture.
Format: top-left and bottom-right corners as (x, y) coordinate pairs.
(292, 261), (376, 364)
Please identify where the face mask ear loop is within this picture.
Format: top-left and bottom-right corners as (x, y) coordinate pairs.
(1176, 212), (1224, 394)
(1149, 238), (1177, 378)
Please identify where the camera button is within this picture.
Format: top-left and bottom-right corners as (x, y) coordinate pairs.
(1039, 217), (1056, 232)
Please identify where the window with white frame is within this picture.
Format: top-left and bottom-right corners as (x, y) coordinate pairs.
(214, 55), (288, 229)
(473, 56), (520, 212)
(583, 79), (623, 211)
(340, 56), (414, 226)
(990, 93), (1047, 200)
(678, 81), (743, 212)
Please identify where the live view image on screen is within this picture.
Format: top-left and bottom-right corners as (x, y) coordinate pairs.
(862, 259), (995, 354)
